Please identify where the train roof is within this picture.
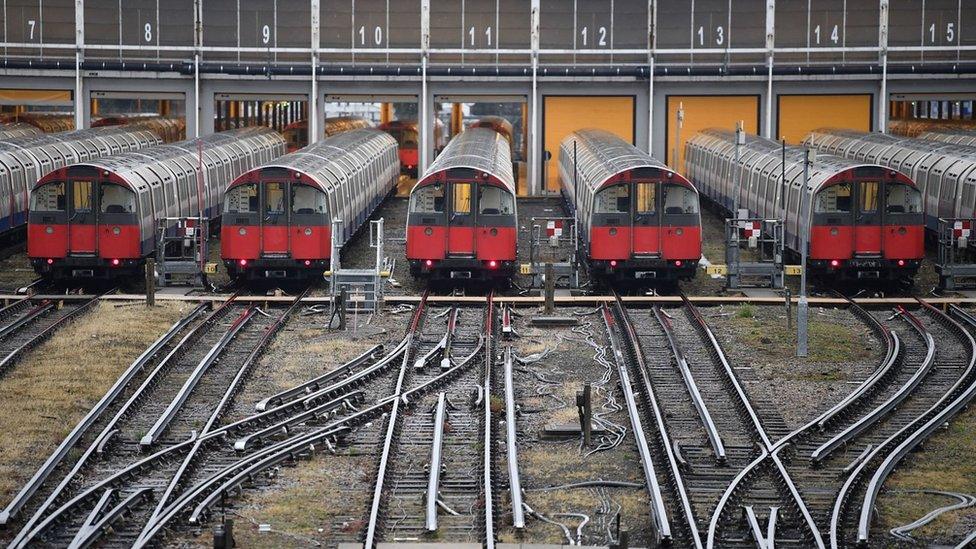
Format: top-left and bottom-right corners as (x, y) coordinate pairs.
(229, 128), (396, 194)
(806, 128), (976, 163)
(33, 127), (283, 191)
(692, 128), (918, 192)
(415, 127), (515, 193)
(561, 128), (694, 192)
(0, 122), (41, 140)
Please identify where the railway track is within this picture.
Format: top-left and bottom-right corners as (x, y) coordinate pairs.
(0, 291), (106, 379)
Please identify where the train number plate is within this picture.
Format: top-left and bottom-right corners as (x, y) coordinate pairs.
(634, 271), (657, 279)
(449, 271), (472, 279)
(204, 262), (217, 274)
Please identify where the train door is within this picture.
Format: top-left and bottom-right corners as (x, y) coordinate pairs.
(67, 178), (96, 254)
(262, 181), (288, 255)
(632, 182), (660, 255)
(447, 182), (475, 256)
(855, 179), (882, 256)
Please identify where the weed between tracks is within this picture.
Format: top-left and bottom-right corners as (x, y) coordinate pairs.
(0, 301), (186, 503)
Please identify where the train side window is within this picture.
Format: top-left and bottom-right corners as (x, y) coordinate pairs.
(265, 182), (286, 215)
(886, 183), (921, 214)
(453, 183), (472, 214)
(662, 185), (699, 215)
(31, 182), (66, 212)
(595, 184), (630, 214)
(478, 185), (513, 215)
(99, 184), (136, 214)
(224, 184), (259, 214)
(635, 183), (656, 214)
(72, 180), (93, 213)
(410, 183), (445, 213)
(814, 183), (852, 213)
(292, 184), (327, 215)
(859, 181), (879, 213)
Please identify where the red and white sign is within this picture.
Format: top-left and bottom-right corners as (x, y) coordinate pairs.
(546, 220), (563, 238)
(953, 220), (971, 239)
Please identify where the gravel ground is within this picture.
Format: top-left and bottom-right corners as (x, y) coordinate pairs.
(700, 302), (881, 430)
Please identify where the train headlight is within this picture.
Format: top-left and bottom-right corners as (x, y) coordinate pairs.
(830, 227), (839, 236)
(239, 227), (247, 236)
(609, 228), (617, 236)
(112, 226), (121, 235)
(490, 228), (498, 236)
(45, 226), (53, 234)
(424, 227), (433, 236)
(304, 228), (312, 236)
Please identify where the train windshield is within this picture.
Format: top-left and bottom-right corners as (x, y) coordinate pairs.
(224, 184), (259, 213)
(291, 184), (327, 215)
(31, 182), (66, 212)
(264, 182), (285, 215)
(662, 184), (699, 215)
(636, 183), (656, 214)
(387, 129), (418, 149)
(478, 185), (513, 215)
(410, 183), (445, 213)
(594, 184), (630, 214)
(885, 183), (921, 214)
(99, 183), (136, 214)
(814, 183), (853, 213)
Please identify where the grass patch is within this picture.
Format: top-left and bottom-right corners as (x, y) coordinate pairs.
(736, 303), (755, 319)
(731, 307), (873, 365)
(0, 301), (187, 503)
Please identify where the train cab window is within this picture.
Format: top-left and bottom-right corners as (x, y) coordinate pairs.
(410, 183), (445, 213)
(662, 185), (699, 215)
(72, 180), (93, 213)
(99, 184), (136, 214)
(402, 132), (419, 150)
(264, 182), (286, 215)
(886, 184), (922, 214)
(31, 182), (66, 212)
(595, 184), (630, 213)
(635, 183), (656, 215)
(453, 183), (472, 214)
(291, 184), (327, 215)
(224, 184), (259, 213)
(478, 185), (513, 215)
(814, 183), (852, 214)
(859, 181), (879, 213)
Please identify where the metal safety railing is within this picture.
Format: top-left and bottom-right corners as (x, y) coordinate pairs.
(725, 217), (784, 290)
(937, 218), (976, 291)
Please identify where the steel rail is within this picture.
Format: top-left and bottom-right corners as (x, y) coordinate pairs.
(0, 296), (33, 324)
(425, 392), (448, 531)
(234, 391), (365, 452)
(680, 295), (825, 549)
(0, 300), (53, 340)
(414, 332), (446, 369)
(133, 289), (311, 546)
(7, 297), (241, 547)
(603, 300), (683, 546)
(441, 307), (458, 369)
(0, 304), (207, 525)
(0, 292), (104, 377)
(812, 306), (934, 462)
(483, 292), (496, 548)
(503, 345), (525, 529)
(67, 488), (153, 549)
(653, 306), (726, 462)
(254, 343), (384, 411)
(847, 302), (976, 546)
(363, 290), (430, 548)
(139, 306), (257, 448)
(816, 296), (901, 430)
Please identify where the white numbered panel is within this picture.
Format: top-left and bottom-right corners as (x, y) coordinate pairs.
(4, 0), (74, 59)
(202, 0), (310, 62)
(889, 0), (961, 63)
(775, 0), (879, 64)
(84, 0), (194, 60)
(427, 0), (530, 64)
(655, 0), (765, 66)
(539, 0), (647, 65)
(321, 0), (421, 63)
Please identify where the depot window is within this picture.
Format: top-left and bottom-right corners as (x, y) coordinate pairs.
(99, 184), (136, 214)
(595, 184), (630, 214)
(224, 184), (259, 213)
(291, 184), (327, 215)
(478, 185), (513, 215)
(814, 183), (853, 214)
(886, 183), (922, 214)
(410, 183), (445, 213)
(31, 182), (66, 212)
(662, 184), (699, 215)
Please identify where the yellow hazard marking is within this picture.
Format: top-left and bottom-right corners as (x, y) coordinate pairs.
(380, 270), (391, 278)
(519, 263), (532, 275)
(204, 263), (217, 274)
(706, 265), (727, 276)
(323, 270), (332, 277)
(785, 265), (803, 276)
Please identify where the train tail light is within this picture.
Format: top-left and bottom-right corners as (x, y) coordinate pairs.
(46, 258), (54, 265)
(674, 260), (683, 267)
(830, 259), (840, 268)
(488, 260), (498, 269)
(897, 259), (906, 267)
(610, 260), (618, 268)
(239, 259), (248, 267)
(304, 260), (311, 266)
(425, 259), (434, 268)
(110, 259), (120, 267)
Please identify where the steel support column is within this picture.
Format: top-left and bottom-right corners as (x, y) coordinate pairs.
(74, 0), (84, 130)
(421, 0), (430, 172)
(311, 0), (320, 144)
(879, 0), (889, 133)
(764, 0), (776, 139)
(530, 0), (540, 195)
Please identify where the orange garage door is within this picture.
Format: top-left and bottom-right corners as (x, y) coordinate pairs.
(543, 96), (634, 193)
(666, 95), (760, 173)
(777, 94), (872, 145)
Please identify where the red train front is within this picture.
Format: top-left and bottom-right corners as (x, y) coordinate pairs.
(406, 127), (517, 281)
(559, 129), (702, 282)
